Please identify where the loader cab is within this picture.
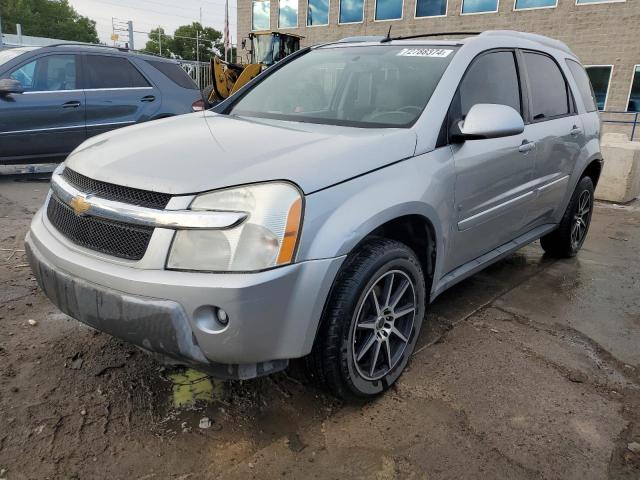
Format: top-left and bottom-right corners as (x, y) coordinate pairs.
(246, 32), (302, 67)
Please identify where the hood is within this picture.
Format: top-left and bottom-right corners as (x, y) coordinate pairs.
(65, 112), (417, 195)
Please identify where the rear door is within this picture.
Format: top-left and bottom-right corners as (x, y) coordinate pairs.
(519, 51), (584, 226)
(445, 50), (536, 273)
(0, 53), (85, 165)
(83, 54), (161, 138)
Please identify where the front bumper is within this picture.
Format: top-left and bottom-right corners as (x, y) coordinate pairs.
(26, 208), (344, 379)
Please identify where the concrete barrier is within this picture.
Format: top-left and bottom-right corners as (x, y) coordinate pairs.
(596, 133), (640, 204)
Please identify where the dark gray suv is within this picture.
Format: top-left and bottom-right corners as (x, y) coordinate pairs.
(0, 44), (202, 167)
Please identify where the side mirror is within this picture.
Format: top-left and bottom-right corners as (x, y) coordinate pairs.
(0, 78), (24, 95)
(452, 103), (524, 142)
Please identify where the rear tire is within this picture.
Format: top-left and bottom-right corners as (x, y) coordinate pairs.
(306, 238), (426, 401)
(540, 176), (594, 258)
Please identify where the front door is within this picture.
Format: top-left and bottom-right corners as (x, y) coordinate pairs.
(0, 54), (85, 165)
(82, 54), (161, 138)
(445, 50), (536, 273)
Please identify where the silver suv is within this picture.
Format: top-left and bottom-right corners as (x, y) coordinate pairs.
(26, 31), (603, 400)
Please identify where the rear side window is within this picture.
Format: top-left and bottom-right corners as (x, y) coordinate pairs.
(566, 60), (598, 112)
(453, 50), (522, 120)
(523, 52), (570, 120)
(85, 55), (150, 89)
(145, 60), (198, 90)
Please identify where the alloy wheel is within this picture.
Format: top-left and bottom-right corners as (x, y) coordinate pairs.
(571, 190), (591, 250)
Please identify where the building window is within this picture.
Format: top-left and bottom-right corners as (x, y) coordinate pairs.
(375, 0), (403, 20)
(340, 0), (365, 23)
(577, 0), (625, 4)
(416, 0), (447, 17)
(585, 66), (612, 110)
(514, 0), (556, 9)
(461, 0), (499, 14)
(307, 0), (329, 25)
(252, 0), (271, 30)
(279, 0), (298, 27)
(628, 65), (640, 112)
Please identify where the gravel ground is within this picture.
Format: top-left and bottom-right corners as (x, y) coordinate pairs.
(0, 177), (638, 480)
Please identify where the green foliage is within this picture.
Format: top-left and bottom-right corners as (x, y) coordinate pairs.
(144, 22), (225, 62)
(0, 0), (99, 43)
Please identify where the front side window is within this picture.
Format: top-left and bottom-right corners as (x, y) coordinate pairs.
(340, 0), (365, 23)
(252, 0), (271, 30)
(307, 0), (330, 25)
(461, 0), (498, 14)
(6, 54), (77, 92)
(514, 0), (556, 9)
(416, 0), (447, 16)
(375, 0), (403, 19)
(566, 59), (597, 112)
(228, 45), (458, 127)
(523, 52), (570, 120)
(627, 65), (640, 112)
(86, 56), (150, 89)
(584, 65), (612, 110)
(279, 0), (298, 27)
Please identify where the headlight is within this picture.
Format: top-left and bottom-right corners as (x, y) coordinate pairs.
(167, 182), (302, 272)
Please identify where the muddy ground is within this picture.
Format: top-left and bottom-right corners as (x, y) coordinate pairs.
(0, 176), (639, 480)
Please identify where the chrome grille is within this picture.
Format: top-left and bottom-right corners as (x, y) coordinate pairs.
(47, 195), (153, 261)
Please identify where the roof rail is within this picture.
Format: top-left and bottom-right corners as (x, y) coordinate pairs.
(386, 31), (482, 42)
(479, 30), (574, 55)
(337, 36), (386, 43)
(47, 43), (131, 52)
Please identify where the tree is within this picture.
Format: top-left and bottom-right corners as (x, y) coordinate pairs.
(144, 22), (224, 62)
(0, 0), (99, 43)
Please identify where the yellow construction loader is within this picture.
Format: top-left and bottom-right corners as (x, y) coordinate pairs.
(205, 31), (302, 105)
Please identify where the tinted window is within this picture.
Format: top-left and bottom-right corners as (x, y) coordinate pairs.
(146, 60), (198, 89)
(461, 0), (498, 14)
(279, 0), (298, 27)
(252, 0), (270, 30)
(629, 66), (640, 112)
(85, 55), (149, 89)
(375, 0), (403, 19)
(6, 54), (77, 91)
(308, 0), (329, 25)
(515, 0), (556, 8)
(585, 65), (612, 110)
(340, 0), (364, 22)
(416, 0), (447, 16)
(566, 60), (597, 112)
(455, 51), (521, 119)
(523, 52), (570, 120)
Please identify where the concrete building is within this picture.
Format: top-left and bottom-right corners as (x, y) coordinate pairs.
(237, 0), (639, 135)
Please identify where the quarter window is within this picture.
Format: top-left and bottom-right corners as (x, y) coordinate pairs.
(307, 0), (329, 25)
(279, 0), (298, 27)
(461, 0), (498, 14)
(627, 65), (640, 112)
(7, 54), (77, 92)
(85, 56), (149, 89)
(514, 0), (556, 9)
(584, 66), (612, 110)
(252, 0), (271, 30)
(416, 0), (447, 16)
(340, 0), (364, 22)
(375, 0), (403, 20)
(522, 52), (570, 120)
(454, 51), (522, 121)
(566, 59), (597, 113)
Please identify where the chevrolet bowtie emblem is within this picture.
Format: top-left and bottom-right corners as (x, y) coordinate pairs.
(69, 195), (91, 216)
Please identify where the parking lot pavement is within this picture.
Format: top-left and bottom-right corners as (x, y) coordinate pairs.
(0, 177), (639, 480)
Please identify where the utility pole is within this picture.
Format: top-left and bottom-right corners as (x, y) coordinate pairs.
(0, 10), (4, 47)
(127, 21), (134, 50)
(196, 31), (200, 88)
(158, 26), (162, 56)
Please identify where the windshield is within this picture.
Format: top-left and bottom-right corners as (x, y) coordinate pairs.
(229, 45), (458, 128)
(0, 47), (36, 67)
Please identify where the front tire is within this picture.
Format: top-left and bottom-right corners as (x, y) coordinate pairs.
(307, 238), (426, 400)
(540, 176), (594, 258)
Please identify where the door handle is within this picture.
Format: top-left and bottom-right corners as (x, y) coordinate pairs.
(570, 126), (582, 136)
(518, 141), (535, 153)
(62, 100), (81, 108)
(141, 95), (156, 102)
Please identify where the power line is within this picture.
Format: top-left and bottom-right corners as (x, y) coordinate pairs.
(93, 0), (236, 22)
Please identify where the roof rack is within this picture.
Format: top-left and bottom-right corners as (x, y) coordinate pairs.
(383, 31), (482, 42)
(47, 43), (131, 52)
(479, 30), (574, 55)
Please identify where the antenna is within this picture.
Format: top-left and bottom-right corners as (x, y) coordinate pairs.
(380, 25), (393, 43)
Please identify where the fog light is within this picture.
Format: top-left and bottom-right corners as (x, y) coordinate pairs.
(216, 308), (229, 325)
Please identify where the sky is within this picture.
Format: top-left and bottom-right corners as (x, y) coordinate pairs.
(68, 0), (237, 50)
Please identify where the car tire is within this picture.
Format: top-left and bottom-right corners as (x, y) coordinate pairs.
(306, 238), (426, 401)
(540, 176), (594, 258)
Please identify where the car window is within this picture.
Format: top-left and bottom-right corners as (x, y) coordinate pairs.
(85, 55), (150, 89)
(455, 51), (522, 119)
(145, 60), (198, 90)
(566, 59), (598, 112)
(6, 54), (77, 92)
(228, 45), (458, 128)
(523, 52), (570, 120)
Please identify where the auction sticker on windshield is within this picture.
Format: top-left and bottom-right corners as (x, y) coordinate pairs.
(396, 48), (453, 58)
